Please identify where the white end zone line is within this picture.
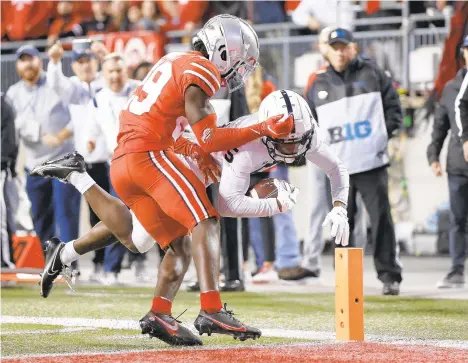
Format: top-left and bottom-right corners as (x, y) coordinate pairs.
(1, 327), (97, 335)
(2, 315), (468, 350)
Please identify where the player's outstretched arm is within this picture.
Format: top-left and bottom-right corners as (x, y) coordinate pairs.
(306, 131), (350, 246)
(185, 85), (294, 153)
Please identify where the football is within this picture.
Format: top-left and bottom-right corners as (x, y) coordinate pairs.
(249, 178), (287, 199)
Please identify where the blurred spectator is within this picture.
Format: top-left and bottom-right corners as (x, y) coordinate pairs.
(284, 0), (301, 18)
(252, 1), (286, 24)
(291, 0), (354, 33)
(138, 1), (163, 31)
(1, 94), (17, 269)
(1, 1), (53, 41)
(302, 28), (368, 279)
(132, 61), (153, 81)
(427, 37), (468, 288)
(305, 28), (403, 295)
(126, 4), (143, 31)
(80, 0), (115, 35)
(425, 1), (468, 117)
(48, 1), (84, 45)
(6, 45), (80, 254)
(46, 40), (110, 281)
(157, 0), (208, 33)
(109, 0), (130, 31)
(204, 1), (248, 21)
(88, 53), (141, 284)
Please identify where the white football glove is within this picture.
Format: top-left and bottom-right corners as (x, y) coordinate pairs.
(274, 180), (300, 213)
(322, 206), (350, 246)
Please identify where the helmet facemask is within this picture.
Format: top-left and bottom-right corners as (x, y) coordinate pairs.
(263, 128), (313, 165)
(222, 55), (258, 92)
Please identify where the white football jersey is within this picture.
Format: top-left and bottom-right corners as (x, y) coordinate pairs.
(181, 112), (349, 218)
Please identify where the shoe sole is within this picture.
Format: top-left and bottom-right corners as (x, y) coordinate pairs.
(437, 283), (465, 289)
(30, 165), (78, 181)
(140, 320), (202, 346)
(383, 291), (400, 296)
(194, 318), (261, 341)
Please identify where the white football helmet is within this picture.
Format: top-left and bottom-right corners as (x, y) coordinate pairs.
(194, 14), (259, 92)
(258, 90), (315, 164)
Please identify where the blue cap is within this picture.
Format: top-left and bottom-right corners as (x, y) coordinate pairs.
(328, 28), (355, 45)
(72, 50), (94, 62)
(462, 35), (468, 48)
(16, 45), (39, 60)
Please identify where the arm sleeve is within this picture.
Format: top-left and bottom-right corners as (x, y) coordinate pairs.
(190, 113), (269, 154)
(47, 61), (83, 105)
(455, 71), (468, 143)
(218, 153), (280, 217)
(306, 127), (349, 205)
(377, 66), (403, 138)
(305, 82), (319, 123)
(427, 95), (450, 165)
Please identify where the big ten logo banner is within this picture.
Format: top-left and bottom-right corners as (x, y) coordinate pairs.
(327, 120), (372, 144)
(104, 32), (166, 69)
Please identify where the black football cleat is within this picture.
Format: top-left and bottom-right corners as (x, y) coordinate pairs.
(186, 280), (200, 292)
(140, 310), (202, 346)
(39, 238), (67, 298)
(30, 152), (85, 182)
(220, 280), (245, 292)
(194, 303), (261, 341)
(383, 281), (400, 296)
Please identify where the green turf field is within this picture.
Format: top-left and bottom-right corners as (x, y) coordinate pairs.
(2, 285), (468, 357)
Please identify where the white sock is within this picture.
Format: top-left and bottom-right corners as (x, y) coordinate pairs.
(60, 241), (80, 266)
(68, 171), (96, 194)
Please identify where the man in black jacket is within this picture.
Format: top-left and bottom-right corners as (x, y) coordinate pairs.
(1, 94), (18, 268)
(306, 28), (403, 295)
(456, 36), (468, 163)
(428, 38), (468, 288)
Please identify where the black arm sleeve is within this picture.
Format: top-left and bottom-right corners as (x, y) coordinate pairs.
(305, 83), (319, 124)
(427, 91), (450, 165)
(377, 67), (403, 138)
(456, 72), (468, 143)
(1, 95), (18, 173)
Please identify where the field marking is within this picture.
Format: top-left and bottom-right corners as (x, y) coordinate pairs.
(1, 343), (317, 360)
(1, 327), (97, 336)
(2, 315), (468, 350)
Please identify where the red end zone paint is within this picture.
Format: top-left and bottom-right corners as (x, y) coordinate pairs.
(5, 343), (468, 363)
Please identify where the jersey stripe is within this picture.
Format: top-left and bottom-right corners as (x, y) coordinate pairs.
(455, 71), (468, 137)
(148, 151), (201, 223)
(182, 70), (216, 95)
(160, 151), (209, 220)
(190, 62), (221, 89)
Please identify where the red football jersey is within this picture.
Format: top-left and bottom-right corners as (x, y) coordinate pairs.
(114, 51), (221, 159)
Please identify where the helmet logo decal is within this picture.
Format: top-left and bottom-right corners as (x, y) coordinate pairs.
(280, 90), (295, 134)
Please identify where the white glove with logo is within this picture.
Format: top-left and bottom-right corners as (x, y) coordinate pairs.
(274, 180), (300, 213)
(322, 206), (350, 246)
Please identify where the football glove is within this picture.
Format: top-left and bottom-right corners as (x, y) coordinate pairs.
(322, 206), (349, 246)
(275, 179), (300, 213)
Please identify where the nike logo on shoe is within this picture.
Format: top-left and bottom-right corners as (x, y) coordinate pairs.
(47, 247), (62, 275)
(204, 315), (247, 332)
(151, 315), (179, 335)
